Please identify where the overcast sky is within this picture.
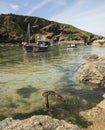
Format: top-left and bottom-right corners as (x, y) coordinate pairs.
(0, 0), (105, 36)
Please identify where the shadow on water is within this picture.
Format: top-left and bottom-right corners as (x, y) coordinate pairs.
(12, 109), (47, 120)
(0, 115), (7, 121)
(11, 85), (96, 128)
(16, 85), (37, 98)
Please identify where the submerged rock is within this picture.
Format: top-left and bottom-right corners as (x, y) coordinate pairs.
(0, 115), (80, 130)
(83, 54), (99, 61)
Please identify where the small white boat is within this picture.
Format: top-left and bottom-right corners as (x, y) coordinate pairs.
(67, 44), (77, 48)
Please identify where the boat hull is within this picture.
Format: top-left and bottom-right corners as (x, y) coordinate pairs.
(67, 46), (77, 48)
(67, 44), (77, 48)
(23, 45), (49, 53)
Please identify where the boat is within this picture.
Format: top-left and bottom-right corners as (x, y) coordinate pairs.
(21, 23), (50, 53)
(22, 40), (50, 53)
(67, 44), (77, 48)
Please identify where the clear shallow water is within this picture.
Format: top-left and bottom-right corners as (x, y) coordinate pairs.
(0, 45), (105, 127)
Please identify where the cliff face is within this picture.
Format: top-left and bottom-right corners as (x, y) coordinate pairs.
(0, 14), (102, 44)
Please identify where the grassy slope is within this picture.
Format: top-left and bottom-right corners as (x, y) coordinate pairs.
(0, 14), (103, 44)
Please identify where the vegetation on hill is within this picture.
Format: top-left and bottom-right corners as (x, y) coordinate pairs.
(0, 14), (103, 44)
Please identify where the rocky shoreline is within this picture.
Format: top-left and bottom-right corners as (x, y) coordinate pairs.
(80, 94), (105, 130)
(0, 115), (80, 130)
(77, 54), (105, 130)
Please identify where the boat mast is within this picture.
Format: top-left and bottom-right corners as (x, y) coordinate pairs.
(27, 23), (30, 44)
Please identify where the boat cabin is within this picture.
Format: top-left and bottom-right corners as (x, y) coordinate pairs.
(36, 40), (50, 47)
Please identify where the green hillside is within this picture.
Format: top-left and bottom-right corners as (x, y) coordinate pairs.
(0, 14), (103, 44)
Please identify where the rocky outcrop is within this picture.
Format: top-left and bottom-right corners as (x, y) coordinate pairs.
(0, 115), (80, 130)
(77, 55), (105, 130)
(92, 39), (105, 47)
(80, 94), (105, 130)
(77, 55), (105, 86)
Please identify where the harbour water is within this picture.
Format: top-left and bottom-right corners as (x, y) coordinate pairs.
(0, 45), (105, 127)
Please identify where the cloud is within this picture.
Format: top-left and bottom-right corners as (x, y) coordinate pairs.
(0, 1), (20, 13)
(52, 0), (67, 7)
(27, 0), (51, 15)
(49, 0), (105, 35)
(10, 4), (19, 10)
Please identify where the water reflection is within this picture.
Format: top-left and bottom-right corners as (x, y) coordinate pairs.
(22, 45), (60, 65)
(23, 53), (29, 63)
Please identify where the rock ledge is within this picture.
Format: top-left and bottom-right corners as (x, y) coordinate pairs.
(0, 115), (80, 130)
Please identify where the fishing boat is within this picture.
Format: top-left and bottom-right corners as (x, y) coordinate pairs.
(21, 23), (50, 53)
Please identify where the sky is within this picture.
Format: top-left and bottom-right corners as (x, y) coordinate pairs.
(0, 0), (105, 36)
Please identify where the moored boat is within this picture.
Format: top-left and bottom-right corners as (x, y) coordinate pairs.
(67, 44), (77, 48)
(22, 40), (50, 53)
(21, 23), (50, 53)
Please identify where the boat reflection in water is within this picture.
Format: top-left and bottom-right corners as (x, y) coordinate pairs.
(23, 53), (29, 63)
(23, 50), (51, 64)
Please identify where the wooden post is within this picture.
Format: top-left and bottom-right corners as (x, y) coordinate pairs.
(45, 95), (49, 110)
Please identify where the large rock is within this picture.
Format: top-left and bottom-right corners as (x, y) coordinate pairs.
(80, 98), (105, 130)
(78, 55), (105, 130)
(0, 115), (80, 130)
(77, 55), (105, 86)
(92, 39), (105, 47)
